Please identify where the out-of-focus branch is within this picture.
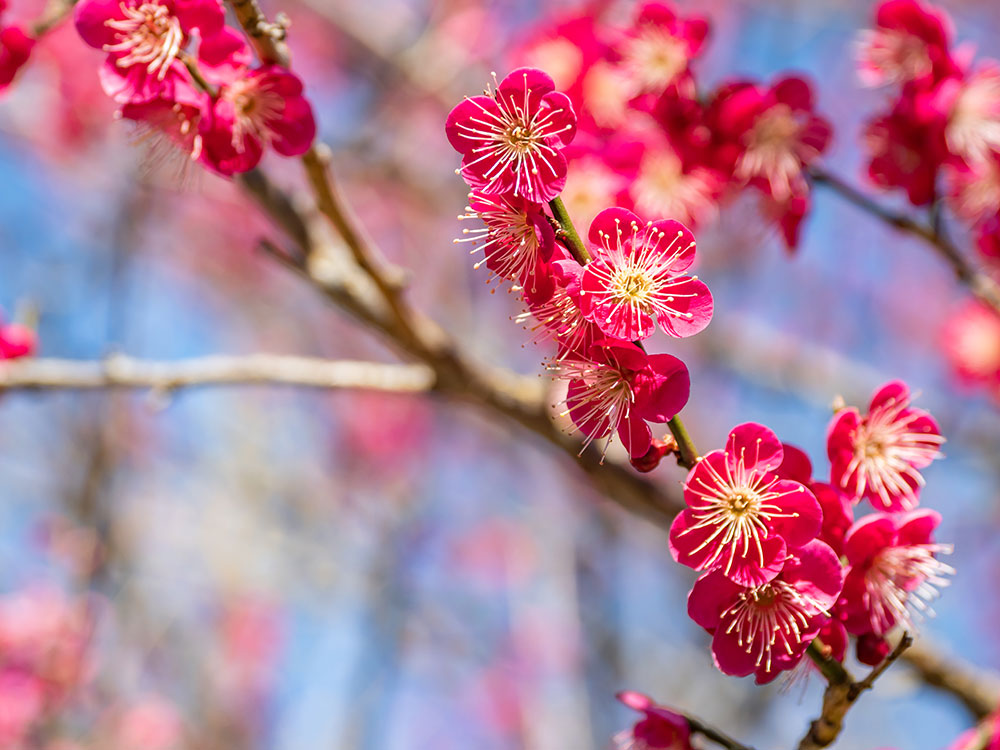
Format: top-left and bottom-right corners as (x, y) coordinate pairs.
(0, 355), (435, 393)
(810, 167), (1000, 316)
(228, 0), (289, 65)
(798, 633), (913, 750)
(902, 639), (1000, 720)
(31, 0), (78, 36)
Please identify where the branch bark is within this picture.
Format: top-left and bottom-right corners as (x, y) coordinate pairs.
(0, 355), (435, 393)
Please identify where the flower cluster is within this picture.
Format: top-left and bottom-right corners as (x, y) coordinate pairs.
(613, 691), (692, 750)
(0, 588), (93, 747)
(446, 67), (714, 459)
(74, 0), (315, 174)
(663, 381), (949, 683)
(516, 2), (832, 250)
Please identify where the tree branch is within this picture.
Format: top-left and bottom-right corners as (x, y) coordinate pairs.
(798, 633), (913, 750)
(810, 167), (1000, 317)
(0, 355), (435, 393)
(901, 639), (1000, 720)
(684, 713), (758, 750)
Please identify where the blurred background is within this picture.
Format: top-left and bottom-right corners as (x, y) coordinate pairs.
(0, 0), (998, 748)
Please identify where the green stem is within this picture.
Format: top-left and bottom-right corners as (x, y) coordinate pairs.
(181, 53), (218, 97)
(548, 197), (591, 265)
(807, 640), (851, 686)
(667, 415), (699, 470)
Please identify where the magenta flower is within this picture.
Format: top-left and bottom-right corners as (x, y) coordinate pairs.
(670, 423), (822, 587)
(941, 300), (1000, 385)
(456, 191), (555, 286)
(613, 691), (692, 750)
(199, 64), (316, 176)
(944, 150), (1000, 222)
(938, 63), (1000, 164)
(75, 0), (224, 101)
(688, 540), (844, 684)
(713, 76), (831, 201)
(0, 319), (34, 359)
(445, 68), (577, 203)
(864, 101), (945, 205)
(856, 0), (956, 88)
(839, 509), (953, 637)
(578, 208), (712, 342)
(613, 3), (708, 100)
(519, 256), (602, 361)
(560, 339), (689, 459)
(0, 26), (33, 92)
(827, 380), (944, 510)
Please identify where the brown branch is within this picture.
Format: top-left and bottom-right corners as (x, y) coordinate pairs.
(0, 355), (435, 393)
(809, 167), (1000, 317)
(684, 713), (758, 750)
(798, 633), (913, 750)
(31, 0), (78, 37)
(901, 639), (1000, 720)
(228, 0), (290, 65)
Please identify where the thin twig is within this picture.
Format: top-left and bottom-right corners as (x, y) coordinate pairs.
(549, 196), (592, 265)
(0, 355), (435, 393)
(798, 633), (913, 750)
(685, 713), (758, 750)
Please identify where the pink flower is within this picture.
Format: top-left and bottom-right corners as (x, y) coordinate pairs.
(120, 77), (209, 161)
(949, 713), (1000, 750)
(446, 68), (577, 203)
(774, 444), (855, 557)
(688, 539), (844, 684)
(856, 0), (956, 88)
(199, 64), (316, 175)
(456, 191), (555, 286)
(0, 320), (34, 359)
(938, 63), (1000, 164)
(942, 300), (1000, 385)
(613, 691), (692, 750)
(838, 509), (953, 637)
(669, 423), (823, 588)
(863, 101), (946, 205)
(827, 380), (944, 510)
(519, 257), (601, 360)
(0, 26), (33, 92)
(579, 207), (713, 342)
(560, 339), (689, 459)
(944, 150), (1000, 222)
(74, 0), (224, 101)
(613, 133), (724, 230)
(612, 3), (708, 101)
(713, 76), (831, 201)
(977, 213), (1000, 265)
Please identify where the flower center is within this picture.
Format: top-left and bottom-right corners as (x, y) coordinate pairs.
(223, 78), (286, 152)
(621, 26), (688, 94)
(843, 394), (944, 508)
(503, 122), (539, 154)
(736, 104), (812, 200)
(865, 543), (954, 635)
(948, 71), (1000, 163)
(721, 580), (816, 672)
(104, 1), (184, 81)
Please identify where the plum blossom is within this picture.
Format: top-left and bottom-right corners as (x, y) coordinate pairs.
(669, 423), (822, 588)
(944, 150), (1000, 222)
(939, 63), (1000, 164)
(688, 540), (844, 683)
(0, 26), (33, 92)
(613, 691), (692, 750)
(839, 509), (953, 636)
(74, 0), (224, 102)
(519, 257), (601, 360)
(942, 300), (1000, 388)
(199, 64), (316, 176)
(0, 318), (34, 359)
(446, 68), (577, 203)
(613, 3), (708, 100)
(864, 102), (946, 205)
(559, 339), (689, 459)
(579, 207), (713, 342)
(455, 191), (555, 286)
(827, 380), (944, 510)
(856, 0), (956, 88)
(714, 76), (831, 201)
